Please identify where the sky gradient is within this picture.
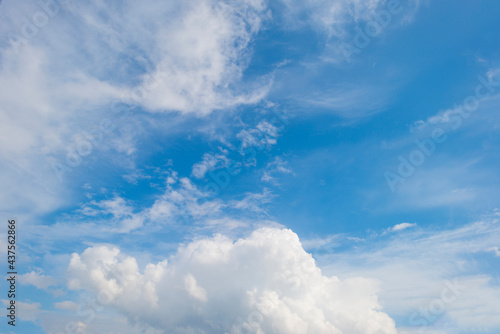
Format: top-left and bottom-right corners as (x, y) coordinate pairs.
(1, 0), (500, 333)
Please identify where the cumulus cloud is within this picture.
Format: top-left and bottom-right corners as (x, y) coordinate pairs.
(67, 227), (397, 334)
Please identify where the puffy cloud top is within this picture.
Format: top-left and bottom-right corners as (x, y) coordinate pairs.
(68, 228), (396, 333)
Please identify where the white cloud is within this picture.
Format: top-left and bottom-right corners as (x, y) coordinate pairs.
(2, 300), (42, 322)
(67, 227), (397, 334)
(299, 85), (394, 119)
(184, 274), (208, 302)
(278, 0), (424, 45)
(35, 171), (279, 240)
(136, 0), (271, 114)
(389, 163), (480, 209)
(278, 0), (384, 33)
(391, 222), (416, 232)
(262, 156), (294, 182)
(205, 218), (249, 231)
(191, 152), (230, 179)
(229, 189), (274, 214)
(318, 217), (500, 332)
(19, 270), (57, 290)
(411, 67), (500, 133)
(276, 0), (425, 66)
(2, 0), (270, 115)
(39, 312), (165, 334)
(79, 196), (145, 233)
(54, 301), (79, 311)
(0, 0), (272, 218)
(487, 247), (500, 257)
(237, 120), (280, 149)
(300, 234), (364, 252)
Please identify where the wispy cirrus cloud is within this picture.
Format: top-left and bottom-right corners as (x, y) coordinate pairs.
(0, 0), (273, 218)
(261, 155), (294, 183)
(191, 151), (231, 179)
(27, 169), (278, 243)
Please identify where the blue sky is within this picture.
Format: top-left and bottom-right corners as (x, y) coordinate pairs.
(1, 0), (500, 333)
